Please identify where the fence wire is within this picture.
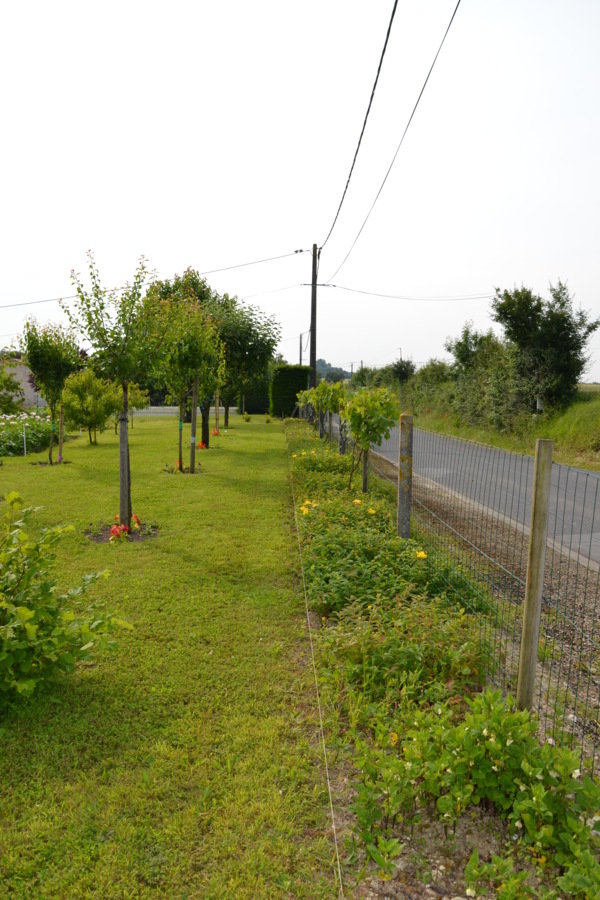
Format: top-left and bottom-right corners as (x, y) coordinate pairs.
(370, 425), (600, 774)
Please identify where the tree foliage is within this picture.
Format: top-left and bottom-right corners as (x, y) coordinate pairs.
(341, 387), (399, 491)
(21, 320), (80, 463)
(492, 282), (599, 408)
(62, 369), (121, 444)
(66, 253), (159, 524)
(0, 362), (23, 415)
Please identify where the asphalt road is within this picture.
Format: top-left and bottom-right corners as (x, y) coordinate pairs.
(374, 426), (600, 567)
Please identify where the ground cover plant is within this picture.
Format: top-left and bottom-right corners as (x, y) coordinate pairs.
(287, 419), (600, 897)
(0, 416), (338, 897)
(0, 411), (52, 457)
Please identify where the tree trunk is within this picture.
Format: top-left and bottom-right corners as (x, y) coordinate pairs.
(224, 404), (230, 428)
(48, 404), (56, 465)
(339, 421), (347, 455)
(241, 394), (246, 415)
(362, 448), (369, 493)
(201, 400), (210, 448)
(119, 383), (131, 527)
(319, 409), (325, 438)
(215, 389), (220, 433)
(88, 426), (93, 444)
(190, 375), (199, 474)
(58, 403), (65, 462)
(93, 426), (97, 444)
(178, 402), (184, 471)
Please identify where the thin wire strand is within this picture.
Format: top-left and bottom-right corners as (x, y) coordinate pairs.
(287, 435), (345, 897)
(303, 283), (491, 302)
(325, 0), (463, 282)
(0, 250), (309, 311)
(320, 0), (400, 250)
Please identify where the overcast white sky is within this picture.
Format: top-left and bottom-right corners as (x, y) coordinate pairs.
(2, 1), (599, 378)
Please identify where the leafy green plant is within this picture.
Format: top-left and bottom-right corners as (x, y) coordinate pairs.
(0, 412), (52, 457)
(340, 387), (399, 491)
(0, 492), (128, 702)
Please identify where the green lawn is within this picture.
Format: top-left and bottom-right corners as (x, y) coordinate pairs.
(0, 417), (337, 897)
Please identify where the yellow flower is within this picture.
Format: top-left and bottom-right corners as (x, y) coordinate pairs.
(301, 507), (309, 515)
(352, 499), (361, 506)
(368, 507), (376, 515)
(311, 501), (318, 508)
(390, 732), (399, 746)
(416, 550), (427, 560)
(292, 453), (297, 458)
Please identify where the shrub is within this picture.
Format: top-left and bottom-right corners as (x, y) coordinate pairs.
(0, 412), (52, 457)
(0, 492), (129, 702)
(270, 365), (309, 417)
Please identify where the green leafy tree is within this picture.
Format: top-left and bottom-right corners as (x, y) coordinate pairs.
(128, 382), (150, 428)
(340, 387), (399, 492)
(62, 369), (121, 444)
(66, 252), (159, 525)
(21, 321), (80, 464)
(492, 282), (600, 409)
(154, 296), (221, 472)
(213, 294), (280, 427)
(0, 361), (24, 414)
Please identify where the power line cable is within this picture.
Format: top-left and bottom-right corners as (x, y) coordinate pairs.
(325, 0), (463, 282)
(320, 0), (400, 251)
(0, 250), (309, 311)
(302, 282), (491, 302)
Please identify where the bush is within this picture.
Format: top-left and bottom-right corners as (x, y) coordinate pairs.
(0, 412), (52, 457)
(270, 365), (309, 417)
(0, 493), (128, 702)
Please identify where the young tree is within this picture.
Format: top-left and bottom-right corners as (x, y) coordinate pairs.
(128, 382), (150, 428)
(62, 369), (121, 444)
(21, 321), (80, 463)
(492, 282), (600, 409)
(154, 297), (221, 472)
(340, 387), (399, 492)
(66, 253), (158, 525)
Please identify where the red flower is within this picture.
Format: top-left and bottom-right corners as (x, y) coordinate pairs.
(197, 442), (207, 450)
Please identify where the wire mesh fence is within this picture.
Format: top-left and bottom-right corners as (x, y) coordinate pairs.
(369, 425), (600, 774)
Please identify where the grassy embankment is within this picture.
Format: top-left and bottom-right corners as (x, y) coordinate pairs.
(412, 385), (600, 470)
(0, 417), (336, 898)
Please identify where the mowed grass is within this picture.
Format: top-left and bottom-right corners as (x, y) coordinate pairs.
(0, 417), (336, 898)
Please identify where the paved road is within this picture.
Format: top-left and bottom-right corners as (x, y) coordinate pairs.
(374, 426), (600, 567)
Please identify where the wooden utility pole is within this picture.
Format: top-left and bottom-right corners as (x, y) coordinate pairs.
(517, 439), (553, 710)
(309, 243), (318, 388)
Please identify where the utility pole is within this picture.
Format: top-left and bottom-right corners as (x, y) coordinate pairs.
(299, 332), (303, 366)
(309, 243), (318, 388)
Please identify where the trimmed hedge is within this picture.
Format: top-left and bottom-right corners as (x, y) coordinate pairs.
(270, 365), (309, 417)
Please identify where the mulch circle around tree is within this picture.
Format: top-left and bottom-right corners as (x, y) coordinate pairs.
(84, 522), (160, 544)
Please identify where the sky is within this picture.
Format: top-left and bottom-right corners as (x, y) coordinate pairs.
(2, 0), (600, 378)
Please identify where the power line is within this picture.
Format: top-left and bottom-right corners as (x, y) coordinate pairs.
(302, 282), (491, 302)
(320, 0), (400, 251)
(325, 0), (464, 282)
(0, 250), (309, 311)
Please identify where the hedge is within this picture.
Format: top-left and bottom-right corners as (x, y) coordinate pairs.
(270, 365), (309, 417)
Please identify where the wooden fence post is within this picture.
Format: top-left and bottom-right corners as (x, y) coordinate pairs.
(516, 439), (553, 710)
(397, 414), (413, 539)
